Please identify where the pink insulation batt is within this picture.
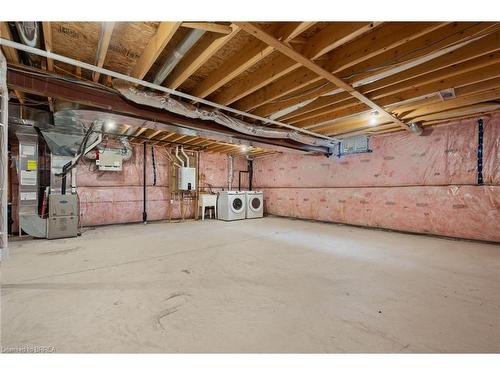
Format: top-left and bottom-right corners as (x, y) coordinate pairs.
(76, 146), (247, 226)
(254, 114), (500, 242)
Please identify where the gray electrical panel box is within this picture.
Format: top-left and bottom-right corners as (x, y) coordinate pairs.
(47, 194), (78, 239)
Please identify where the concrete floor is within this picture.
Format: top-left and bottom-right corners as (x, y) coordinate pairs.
(1, 217), (499, 353)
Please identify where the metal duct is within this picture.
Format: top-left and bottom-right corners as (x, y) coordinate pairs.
(409, 122), (424, 136)
(113, 80), (338, 149)
(15, 22), (39, 48)
(153, 29), (206, 85)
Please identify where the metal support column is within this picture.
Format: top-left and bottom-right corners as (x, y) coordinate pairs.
(143, 142), (147, 224)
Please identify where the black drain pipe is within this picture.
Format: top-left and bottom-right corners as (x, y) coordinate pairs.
(477, 119), (484, 185)
(248, 159), (253, 191)
(143, 142), (147, 223)
(237, 159), (254, 191)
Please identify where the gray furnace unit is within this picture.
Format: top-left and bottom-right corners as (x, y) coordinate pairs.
(47, 194), (78, 239)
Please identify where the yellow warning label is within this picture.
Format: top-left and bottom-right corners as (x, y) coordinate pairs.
(27, 160), (37, 171)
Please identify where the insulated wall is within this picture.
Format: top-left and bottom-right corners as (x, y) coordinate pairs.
(9, 144), (247, 230)
(254, 115), (500, 242)
(77, 147), (247, 226)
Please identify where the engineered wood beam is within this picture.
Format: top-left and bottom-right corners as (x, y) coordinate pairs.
(236, 22), (411, 130)
(92, 22), (115, 82)
(299, 63), (500, 130)
(211, 22), (378, 106)
(278, 29), (500, 121)
(316, 80), (500, 134)
(234, 22), (445, 113)
(286, 50), (500, 125)
(163, 24), (240, 88)
(181, 22), (233, 35)
(130, 21), (181, 80)
(41, 22), (54, 72)
(190, 22), (317, 99)
(270, 23), (499, 120)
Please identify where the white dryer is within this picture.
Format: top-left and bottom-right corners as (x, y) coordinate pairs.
(217, 191), (246, 221)
(245, 191), (264, 219)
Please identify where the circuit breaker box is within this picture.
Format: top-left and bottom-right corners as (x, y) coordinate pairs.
(96, 148), (123, 171)
(178, 167), (196, 191)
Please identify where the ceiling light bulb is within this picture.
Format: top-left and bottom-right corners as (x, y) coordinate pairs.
(105, 120), (116, 131)
(369, 111), (379, 126)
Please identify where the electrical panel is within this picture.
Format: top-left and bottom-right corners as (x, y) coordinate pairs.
(96, 148), (123, 171)
(178, 167), (196, 191)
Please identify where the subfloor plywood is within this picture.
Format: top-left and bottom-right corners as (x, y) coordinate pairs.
(1, 217), (499, 353)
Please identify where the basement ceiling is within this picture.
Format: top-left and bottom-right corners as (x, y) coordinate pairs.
(2, 21), (500, 147)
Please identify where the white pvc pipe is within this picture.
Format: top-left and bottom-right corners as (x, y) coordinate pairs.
(180, 146), (190, 168)
(174, 146), (185, 167)
(0, 38), (337, 142)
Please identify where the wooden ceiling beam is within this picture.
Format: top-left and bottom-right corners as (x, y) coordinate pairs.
(278, 30), (500, 122)
(289, 49), (500, 126)
(41, 22), (54, 72)
(190, 22), (316, 99)
(317, 82), (500, 134)
(92, 22), (115, 82)
(266, 23), (498, 120)
(234, 22), (444, 113)
(163, 25), (240, 88)
(299, 63), (500, 130)
(181, 22), (233, 35)
(403, 87), (500, 119)
(210, 22), (377, 106)
(130, 21), (181, 80)
(339, 22), (499, 82)
(411, 103), (500, 122)
(366, 51), (500, 101)
(0, 22), (24, 103)
(235, 22), (411, 130)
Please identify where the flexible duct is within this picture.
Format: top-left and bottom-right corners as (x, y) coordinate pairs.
(113, 80), (338, 149)
(15, 22), (39, 48)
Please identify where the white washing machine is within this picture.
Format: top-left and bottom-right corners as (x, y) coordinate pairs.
(245, 191), (264, 219)
(217, 191), (246, 221)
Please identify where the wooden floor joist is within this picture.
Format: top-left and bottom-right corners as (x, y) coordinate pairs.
(3, 21), (500, 139)
(235, 22), (411, 130)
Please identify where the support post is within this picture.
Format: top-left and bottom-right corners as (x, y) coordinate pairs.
(143, 142), (147, 223)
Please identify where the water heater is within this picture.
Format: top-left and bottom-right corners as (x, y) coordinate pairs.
(178, 167), (196, 191)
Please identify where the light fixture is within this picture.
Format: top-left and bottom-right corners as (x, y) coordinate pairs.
(369, 111), (379, 126)
(105, 120), (116, 131)
(240, 144), (250, 152)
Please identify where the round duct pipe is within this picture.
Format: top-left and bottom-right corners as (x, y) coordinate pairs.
(408, 122), (423, 136)
(15, 22), (39, 48)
